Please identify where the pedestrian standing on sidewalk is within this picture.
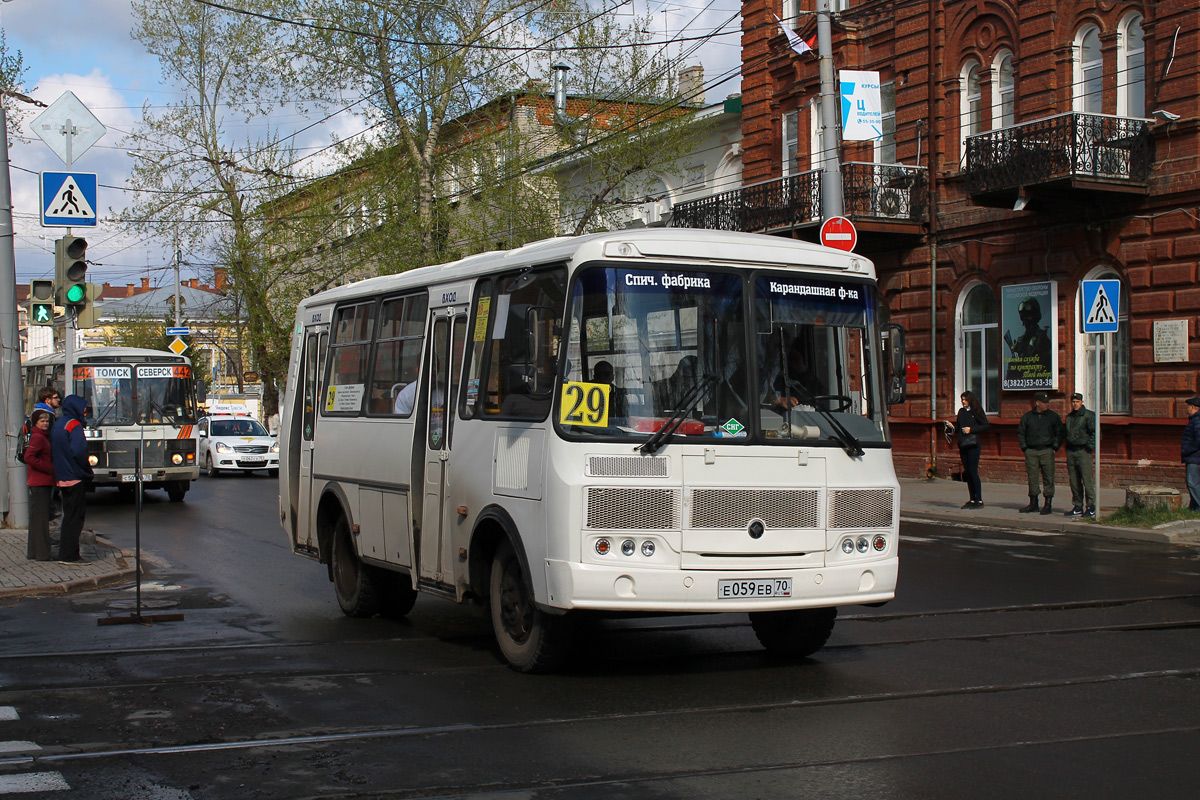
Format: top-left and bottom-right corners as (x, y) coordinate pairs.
(51, 395), (93, 563)
(949, 391), (990, 508)
(1182, 396), (1200, 511)
(1017, 391), (1064, 515)
(34, 386), (61, 417)
(24, 409), (55, 561)
(1063, 392), (1097, 517)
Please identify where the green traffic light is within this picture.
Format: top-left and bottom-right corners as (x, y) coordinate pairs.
(32, 304), (52, 323)
(65, 284), (86, 304)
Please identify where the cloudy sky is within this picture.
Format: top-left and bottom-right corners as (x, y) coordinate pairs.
(2, 0), (741, 291)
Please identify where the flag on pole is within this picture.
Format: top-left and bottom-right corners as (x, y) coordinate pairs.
(775, 14), (816, 58)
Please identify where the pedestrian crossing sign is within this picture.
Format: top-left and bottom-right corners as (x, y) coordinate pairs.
(1081, 279), (1120, 333)
(40, 171), (98, 227)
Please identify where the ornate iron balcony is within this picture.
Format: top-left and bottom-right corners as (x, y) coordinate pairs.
(965, 112), (1153, 198)
(671, 163), (927, 232)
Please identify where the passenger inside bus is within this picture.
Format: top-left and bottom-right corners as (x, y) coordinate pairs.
(765, 337), (819, 412)
(592, 360), (628, 420)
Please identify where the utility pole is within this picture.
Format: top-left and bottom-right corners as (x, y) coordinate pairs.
(0, 105), (28, 526)
(816, 0), (844, 219)
(173, 241), (181, 328)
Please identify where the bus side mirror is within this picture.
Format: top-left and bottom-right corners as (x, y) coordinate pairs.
(197, 380), (208, 403)
(882, 323), (907, 406)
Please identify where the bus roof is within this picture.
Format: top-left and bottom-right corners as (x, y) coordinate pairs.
(298, 229), (877, 311)
(22, 346), (193, 367)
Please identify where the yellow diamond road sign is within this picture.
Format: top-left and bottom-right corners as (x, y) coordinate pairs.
(168, 336), (188, 356)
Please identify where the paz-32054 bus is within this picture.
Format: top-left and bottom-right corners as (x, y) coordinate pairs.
(279, 230), (906, 672)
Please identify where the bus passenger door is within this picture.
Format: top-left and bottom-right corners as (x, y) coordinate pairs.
(295, 327), (327, 552)
(419, 308), (466, 586)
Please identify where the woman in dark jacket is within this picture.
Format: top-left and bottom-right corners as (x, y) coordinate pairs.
(25, 409), (55, 561)
(950, 391), (990, 509)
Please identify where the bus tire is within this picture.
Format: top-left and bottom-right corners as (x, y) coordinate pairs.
(331, 517), (381, 618)
(377, 570), (418, 618)
(749, 607), (837, 658)
(166, 480), (188, 502)
(489, 539), (572, 673)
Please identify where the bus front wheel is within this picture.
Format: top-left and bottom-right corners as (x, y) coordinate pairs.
(166, 480), (188, 502)
(749, 607), (837, 658)
(331, 517), (381, 618)
(489, 540), (572, 673)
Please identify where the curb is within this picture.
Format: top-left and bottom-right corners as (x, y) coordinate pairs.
(900, 511), (1184, 544)
(0, 534), (137, 600)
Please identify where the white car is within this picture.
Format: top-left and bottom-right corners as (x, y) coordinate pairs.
(198, 415), (279, 477)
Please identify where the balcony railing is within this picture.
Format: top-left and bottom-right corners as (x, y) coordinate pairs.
(965, 112), (1153, 196)
(670, 163), (927, 233)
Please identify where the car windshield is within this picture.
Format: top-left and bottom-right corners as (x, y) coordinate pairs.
(211, 419), (268, 437)
(558, 264), (888, 448)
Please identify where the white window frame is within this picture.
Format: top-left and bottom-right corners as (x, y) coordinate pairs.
(807, 98), (822, 171)
(1073, 25), (1104, 114)
(956, 281), (1000, 415)
(1074, 267), (1130, 414)
(874, 81), (896, 163)
(991, 51), (1015, 129)
(781, 0), (800, 24)
(1117, 13), (1145, 118)
(959, 61), (984, 165)
(783, 109), (799, 177)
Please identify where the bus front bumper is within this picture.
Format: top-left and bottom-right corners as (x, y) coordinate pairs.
(543, 557), (898, 613)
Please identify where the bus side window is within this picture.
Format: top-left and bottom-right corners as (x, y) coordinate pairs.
(461, 279), (494, 418)
(324, 301), (376, 417)
(368, 293), (426, 416)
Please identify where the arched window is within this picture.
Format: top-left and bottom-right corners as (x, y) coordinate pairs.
(1117, 14), (1145, 117)
(959, 61), (984, 163)
(1073, 25), (1104, 113)
(992, 51), (1015, 129)
(1076, 268), (1130, 413)
(958, 283), (1000, 414)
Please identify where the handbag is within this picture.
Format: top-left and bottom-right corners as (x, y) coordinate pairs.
(958, 431), (979, 449)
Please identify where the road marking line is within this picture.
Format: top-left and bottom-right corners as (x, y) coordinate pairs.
(0, 708), (16, 721)
(0, 772), (70, 793)
(0, 742), (40, 754)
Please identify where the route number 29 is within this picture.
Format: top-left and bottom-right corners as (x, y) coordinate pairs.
(559, 381), (610, 428)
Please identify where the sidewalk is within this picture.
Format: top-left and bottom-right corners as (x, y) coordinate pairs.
(0, 528), (135, 599)
(900, 476), (1200, 544)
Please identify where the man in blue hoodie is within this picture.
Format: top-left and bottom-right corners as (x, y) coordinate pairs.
(51, 395), (93, 562)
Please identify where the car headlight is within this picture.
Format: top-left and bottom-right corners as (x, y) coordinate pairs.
(270, 441), (279, 453)
(215, 441), (232, 453)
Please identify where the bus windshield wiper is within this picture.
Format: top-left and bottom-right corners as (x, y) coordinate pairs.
(799, 404), (864, 457)
(638, 374), (716, 454)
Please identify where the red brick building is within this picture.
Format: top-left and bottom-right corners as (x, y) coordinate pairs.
(672, 1), (1200, 488)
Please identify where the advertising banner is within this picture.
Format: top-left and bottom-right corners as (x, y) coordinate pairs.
(839, 70), (883, 141)
(1001, 281), (1058, 391)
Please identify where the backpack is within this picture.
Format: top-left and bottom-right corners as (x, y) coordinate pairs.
(15, 417), (30, 464)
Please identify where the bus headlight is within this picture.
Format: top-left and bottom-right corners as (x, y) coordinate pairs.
(841, 538), (855, 554)
(621, 539), (635, 556)
(171, 453), (183, 465)
(856, 536), (870, 553)
(87, 455), (99, 466)
(641, 540), (655, 557)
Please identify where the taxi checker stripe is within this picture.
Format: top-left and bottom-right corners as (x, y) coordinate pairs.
(177, 425), (192, 439)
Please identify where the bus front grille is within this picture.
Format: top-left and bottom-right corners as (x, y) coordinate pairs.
(585, 487), (678, 529)
(587, 455), (669, 478)
(828, 489), (894, 528)
(689, 489), (820, 529)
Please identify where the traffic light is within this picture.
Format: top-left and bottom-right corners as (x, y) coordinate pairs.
(54, 235), (88, 310)
(29, 279), (55, 326)
(75, 284), (101, 328)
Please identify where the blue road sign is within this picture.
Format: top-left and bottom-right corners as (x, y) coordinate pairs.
(166, 327), (190, 336)
(41, 171), (98, 227)
(1081, 279), (1120, 333)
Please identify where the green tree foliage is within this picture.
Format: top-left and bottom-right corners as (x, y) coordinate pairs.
(0, 30), (30, 145)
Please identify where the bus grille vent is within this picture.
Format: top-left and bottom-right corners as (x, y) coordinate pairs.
(829, 489), (894, 528)
(689, 489), (819, 529)
(587, 455), (669, 478)
(586, 487), (678, 529)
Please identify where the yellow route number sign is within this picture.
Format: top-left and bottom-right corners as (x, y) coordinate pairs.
(559, 381), (610, 427)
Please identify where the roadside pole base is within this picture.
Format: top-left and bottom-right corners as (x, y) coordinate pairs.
(98, 613), (185, 626)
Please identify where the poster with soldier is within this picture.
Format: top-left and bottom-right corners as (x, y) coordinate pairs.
(1001, 281), (1057, 390)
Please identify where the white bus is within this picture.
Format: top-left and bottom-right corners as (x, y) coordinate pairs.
(279, 230), (907, 672)
(23, 347), (203, 502)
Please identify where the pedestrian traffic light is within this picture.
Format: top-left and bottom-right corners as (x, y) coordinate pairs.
(55, 235), (88, 310)
(29, 279), (54, 326)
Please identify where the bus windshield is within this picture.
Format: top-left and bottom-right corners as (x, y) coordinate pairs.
(77, 364), (199, 426)
(560, 264), (887, 448)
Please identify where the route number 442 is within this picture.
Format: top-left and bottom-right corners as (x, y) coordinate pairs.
(559, 381), (610, 428)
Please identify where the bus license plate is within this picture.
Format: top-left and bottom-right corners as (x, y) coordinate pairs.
(717, 578), (791, 599)
(121, 474), (136, 483)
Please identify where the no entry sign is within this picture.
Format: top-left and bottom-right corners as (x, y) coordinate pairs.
(820, 216), (857, 252)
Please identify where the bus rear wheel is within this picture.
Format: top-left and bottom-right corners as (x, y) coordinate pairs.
(749, 607), (837, 658)
(489, 539), (572, 673)
(331, 517), (381, 617)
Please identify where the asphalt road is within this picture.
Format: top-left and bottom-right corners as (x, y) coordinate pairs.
(0, 474), (1198, 799)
